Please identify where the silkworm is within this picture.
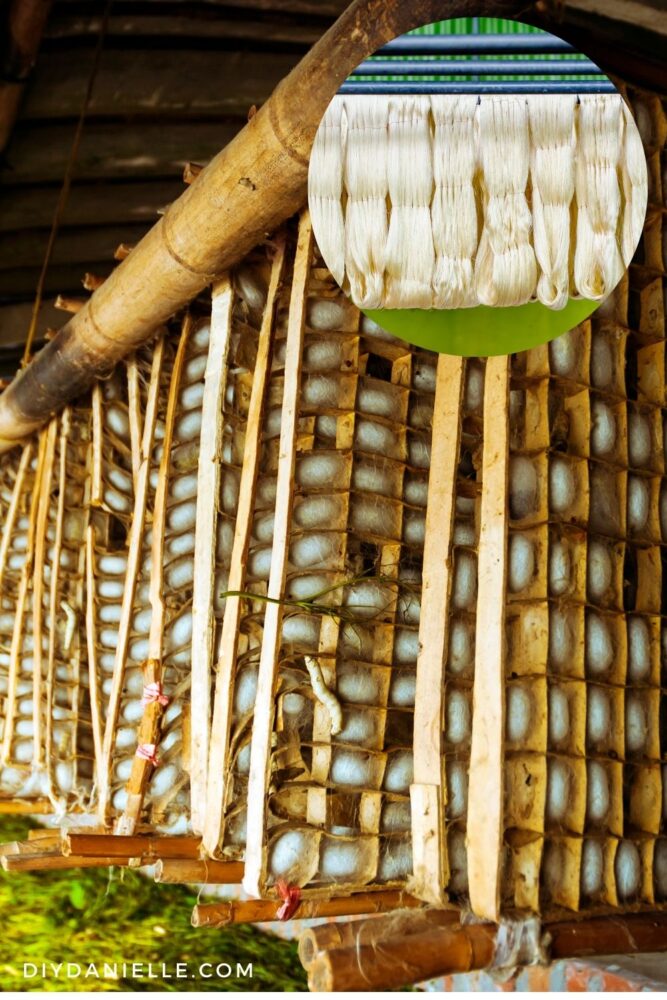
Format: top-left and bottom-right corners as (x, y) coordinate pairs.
(384, 750), (413, 793)
(549, 328), (578, 377)
(308, 297), (349, 331)
(389, 671), (416, 707)
(628, 475), (650, 533)
(590, 334), (613, 388)
(60, 601), (77, 651)
(627, 616), (651, 683)
(587, 687), (612, 747)
(625, 692), (648, 753)
(586, 760), (611, 823)
(581, 839), (605, 898)
(591, 400), (617, 457)
(586, 613), (614, 677)
(446, 689), (471, 745)
(549, 539), (571, 596)
(508, 534), (535, 593)
(615, 840), (641, 901)
(378, 839), (412, 881)
(509, 456), (539, 520)
(447, 760), (469, 820)
(548, 686), (570, 746)
(628, 411), (652, 468)
(546, 758), (571, 824)
(305, 655), (342, 735)
(506, 685), (532, 743)
(448, 620), (474, 674)
(549, 457), (576, 514)
(452, 550), (477, 610)
(587, 540), (613, 602)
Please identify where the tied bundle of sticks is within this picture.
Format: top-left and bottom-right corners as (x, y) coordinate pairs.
(299, 908), (667, 991)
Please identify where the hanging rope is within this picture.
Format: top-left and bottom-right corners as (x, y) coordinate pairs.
(21, 0), (113, 367)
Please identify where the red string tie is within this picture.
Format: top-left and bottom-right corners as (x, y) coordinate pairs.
(141, 682), (169, 708)
(275, 879), (301, 921)
(136, 743), (159, 766)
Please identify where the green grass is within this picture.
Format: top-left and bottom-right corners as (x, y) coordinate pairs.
(0, 817), (307, 993)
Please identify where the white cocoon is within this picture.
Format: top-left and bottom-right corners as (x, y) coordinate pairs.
(447, 829), (468, 894)
(98, 578), (124, 600)
(549, 540), (571, 596)
(296, 452), (348, 489)
(403, 476), (429, 507)
(581, 839), (604, 898)
(268, 829), (308, 879)
(586, 613), (614, 677)
(615, 840), (641, 901)
(235, 265), (267, 311)
(509, 456), (539, 520)
(508, 533), (535, 593)
(167, 501), (197, 534)
(587, 687), (611, 746)
(378, 839), (412, 881)
(447, 760), (469, 820)
(336, 668), (379, 706)
(628, 411), (652, 468)
(104, 403), (130, 439)
(393, 629), (420, 665)
(319, 838), (362, 881)
(506, 685), (532, 743)
(627, 475), (650, 534)
(587, 539), (613, 602)
(547, 609), (572, 668)
(98, 553), (128, 576)
(548, 686), (570, 746)
(549, 457), (576, 514)
(452, 551), (477, 610)
(179, 380), (204, 411)
(308, 297), (349, 332)
(549, 328), (579, 377)
(234, 668), (258, 717)
(331, 750), (375, 788)
(446, 689), (471, 745)
(546, 758), (571, 824)
(590, 399), (617, 457)
(389, 671), (416, 708)
(627, 616), (651, 683)
(625, 693), (648, 753)
(449, 620), (474, 675)
(590, 334), (614, 388)
(281, 614), (321, 647)
(383, 750), (413, 793)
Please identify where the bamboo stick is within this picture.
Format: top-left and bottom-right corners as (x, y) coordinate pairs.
(411, 354), (464, 905)
(190, 280), (233, 834)
(307, 913), (667, 992)
(2, 853), (132, 872)
(183, 162), (203, 184)
(0, 0), (527, 451)
(0, 799), (53, 814)
(242, 210), (313, 898)
(116, 316), (192, 835)
(192, 890), (423, 928)
(202, 234), (286, 857)
(63, 833), (201, 859)
(467, 355), (509, 922)
(54, 295), (85, 314)
(0, 443), (32, 599)
(154, 858), (244, 884)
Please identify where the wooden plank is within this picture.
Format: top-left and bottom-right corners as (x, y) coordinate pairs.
(242, 210), (313, 898)
(192, 890), (423, 928)
(410, 354), (464, 906)
(190, 278), (233, 833)
(202, 235), (286, 857)
(64, 833), (202, 859)
(20, 49), (298, 120)
(3, 121), (243, 184)
(466, 354), (510, 923)
(154, 858), (244, 884)
(97, 341), (164, 822)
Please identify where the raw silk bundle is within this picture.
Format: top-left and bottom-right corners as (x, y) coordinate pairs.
(308, 93), (647, 310)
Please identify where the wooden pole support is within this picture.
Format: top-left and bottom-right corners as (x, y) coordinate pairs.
(2, 853), (133, 872)
(154, 858), (244, 884)
(0, 0), (526, 451)
(63, 833), (202, 859)
(192, 890), (423, 928)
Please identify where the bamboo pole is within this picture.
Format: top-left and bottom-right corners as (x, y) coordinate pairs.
(154, 858), (244, 884)
(0, 0), (53, 154)
(63, 833), (202, 859)
(307, 913), (667, 992)
(2, 853), (132, 872)
(192, 890), (423, 928)
(0, 0), (526, 451)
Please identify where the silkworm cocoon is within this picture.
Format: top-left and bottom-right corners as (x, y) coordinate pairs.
(7, 551), (25, 570)
(247, 546), (271, 581)
(628, 411), (652, 468)
(549, 457), (576, 514)
(464, 362), (484, 412)
(104, 487), (131, 514)
(549, 540), (571, 596)
(165, 610), (192, 652)
(448, 829), (468, 895)
(358, 383), (403, 421)
(179, 380), (204, 412)
(286, 574), (330, 601)
(169, 473), (198, 504)
(381, 801), (412, 834)
(615, 840), (641, 901)
(384, 750), (413, 793)
(412, 363), (436, 394)
(99, 603), (122, 625)
(221, 470), (240, 514)
(453, 520), (476, 546)
(315, 415), (337, 440)
(331, 750), (375, 788)
(302, 337), (344, 372)
(319, 839), (363, 881)
(590, 400), (617, 457)
(407, 436), (431, 469)
(549, 328), (579, 377)
(263, 406), (283, 440)
(508, 533), (536, 593)
(100, 628), (119, 650)
(353, 461), (395, 498)
(581, 839), (605, 898)
(549, 610), (574, 669)
(336, 668), (379, 706)
(268, 829), (311, 880)
(115, 726), (138, 751)
(167, 500), (197, 534)
(446, 689), (471, 745)
(586, 760), (611, 823)
(506, 685), (532, 743)
(127, 635), (149, 663)
(165, 556), (194, 591)
(397, 593), (421, 626)
(308, 297), (348, 331)
(379, 839), (412, 881)
(627, 616), (651, 683)
(148, 762), (180, 798)
(548, 686), (570, 746)
(104, 404), (130, 439)
(393, 629), (420, 665)
(290, 532), (341, 569)
(452, 551), (477, 610)
(167, 531), (195, 559)
(184, 352), (207, 384)
(123, 699), (144, 724)
(98, 553), (128, 576)
(449, 620), (474, 674)
(587, 687), (611, 746)
(344, 582), (393, 619)
(655, 839), (667, 899)
(336, 708), (374, 744)
(296, 452), (347, 489)
(389, 671), (416, 708)
(586, 613), (614, 677)
(114, 757), (134, 783)
(590, 334), (614, 388)
(216, 520), (234, 564)
(546, 758), (572, 824)
(587, 540), (613, 602)
(509, 456), (539, 521)
(235, 743), (251, 776)
(628, 475), (650, 533)
(447, 760), (469, 820)
(355, 419), (398, 459)
(293, 495), (340, 531)
(456, 495), (475, 516)
(302, 375), (343, 409)
(282, 692), (307, 717)
(281, 614), (321, 647)
(15, 718), (35, 738)
(54, 761), (75, 794)
(409, 402), (434, 431)
(234, 265), (267, 310)
(403, 476), (429, 507)
(625, 693), (648, 753)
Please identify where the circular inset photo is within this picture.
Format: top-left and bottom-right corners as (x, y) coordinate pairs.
(307, 18), (648, 356)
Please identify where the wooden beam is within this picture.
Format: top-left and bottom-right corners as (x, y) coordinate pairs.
(2, 852), (132, 872)
(63, 833), (202, 859)
(192, 891), (423, 928)
(0, 0), (53, 154)
(154, 858), (244, 884)
(0, 0), (528, 450)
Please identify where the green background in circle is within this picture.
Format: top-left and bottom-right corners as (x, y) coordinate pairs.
(364, 298), (599, 357)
